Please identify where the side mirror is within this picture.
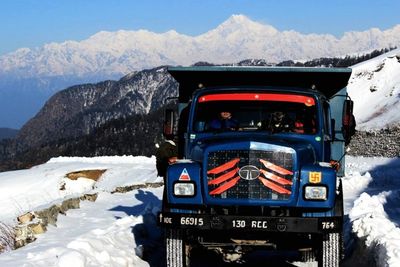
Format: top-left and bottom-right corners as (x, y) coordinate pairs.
(163, 109), (176, 137)
(342, 99), (356, 145)
(330, 118), (336, 141)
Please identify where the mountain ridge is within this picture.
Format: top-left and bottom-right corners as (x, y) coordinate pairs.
(1, 14), (400, 128)
(2, 15), (400, 77)
(15, 66), (177, 148)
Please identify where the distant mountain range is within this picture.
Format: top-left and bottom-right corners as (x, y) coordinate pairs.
(1, 14), (400, 128)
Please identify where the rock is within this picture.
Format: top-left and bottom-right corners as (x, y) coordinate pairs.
(14, 225), (36, 249)
(34, 205), (61, 226)
(17, 212), (35, 224)
(60, 198), (80, 214)
(80, 193), (98, 202)
(65, 169), (106, 181)
(29, 223), (46, 235)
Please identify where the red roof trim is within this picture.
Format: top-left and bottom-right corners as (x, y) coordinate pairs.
(198, 93), (315, 106)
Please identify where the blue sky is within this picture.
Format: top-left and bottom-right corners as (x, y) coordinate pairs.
(0, 0), (399, 56)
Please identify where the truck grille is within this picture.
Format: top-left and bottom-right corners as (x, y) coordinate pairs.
(207, 150), (294, 201)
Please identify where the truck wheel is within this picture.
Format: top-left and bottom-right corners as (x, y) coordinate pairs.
(166, 229), (190, 267)
(300, 248), (316, 262)
(320, 232), (340, 267)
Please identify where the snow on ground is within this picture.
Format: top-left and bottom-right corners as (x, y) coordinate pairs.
(0, 155), (160, 224)
(348, 48), (400, 130)
(0, 156), (162, 267)
(0, 155), (399, 266)
(342, 156), (400, 267)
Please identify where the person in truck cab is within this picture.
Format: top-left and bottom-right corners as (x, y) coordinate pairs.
(268, 111), (294, 133)
(155, 134), (178, 179)
(208, 111), (239, 131)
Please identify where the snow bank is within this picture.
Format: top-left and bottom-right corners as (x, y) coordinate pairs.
(350, 192), (400, 266)
(0, 171), (163, 267)
(344, 156), (400, 267)
(56, 216), (147, 267)
(47, 155), (154, 165)
(23, 216), (148, 267)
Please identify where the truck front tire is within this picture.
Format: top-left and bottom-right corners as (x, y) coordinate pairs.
(166, 229), (190, 267)
(320, 232), (340, 267)
(319, 183), (343, 267)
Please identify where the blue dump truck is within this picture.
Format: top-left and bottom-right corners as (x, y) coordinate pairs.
(158, 66), (355, 267)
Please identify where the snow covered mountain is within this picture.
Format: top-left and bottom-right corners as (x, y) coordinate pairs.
(347, 48), (400, 130)
(2, 15), (400, 77)
(1, 14), (400, 128)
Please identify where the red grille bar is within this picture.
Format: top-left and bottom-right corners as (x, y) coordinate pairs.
(209, 177), (241, 195)
(208, 167), (239, 185)
(207, 158), (240, 175)
(260, 169), (292, 185)
(258, 177), (291, 194)
(259, 159), (293, 176)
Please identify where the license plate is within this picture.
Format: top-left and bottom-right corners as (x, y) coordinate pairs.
(159, 212), (339, 233)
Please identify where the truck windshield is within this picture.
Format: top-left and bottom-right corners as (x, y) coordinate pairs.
(193, 92), (317, 134)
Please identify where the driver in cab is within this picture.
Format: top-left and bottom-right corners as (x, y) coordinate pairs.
(209, 111), (239, 131)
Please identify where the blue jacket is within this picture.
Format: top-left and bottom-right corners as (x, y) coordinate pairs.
(209, 118), (239, 130)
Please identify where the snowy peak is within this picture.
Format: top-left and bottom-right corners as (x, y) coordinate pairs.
(211, 14), (278, 36)
(348, 48), (400, 130)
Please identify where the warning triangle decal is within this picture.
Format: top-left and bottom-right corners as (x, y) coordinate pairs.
(179, 168), (191, 181)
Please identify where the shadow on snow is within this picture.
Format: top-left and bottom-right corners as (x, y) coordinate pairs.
(343, 157), (400, 267)
(365, 157), (400, 226)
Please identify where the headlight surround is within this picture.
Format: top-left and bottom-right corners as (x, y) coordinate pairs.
(304, 185), (327, 200)
(173, 182), (195, 197)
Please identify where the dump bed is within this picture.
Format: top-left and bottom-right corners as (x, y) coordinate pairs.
(168, 66), (352, 102)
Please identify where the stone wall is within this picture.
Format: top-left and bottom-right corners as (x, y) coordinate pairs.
(14, 193), (98, 248)
(347, 126), (400, 158)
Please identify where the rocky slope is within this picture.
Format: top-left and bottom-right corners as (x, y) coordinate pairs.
(348, 127), (400, 157)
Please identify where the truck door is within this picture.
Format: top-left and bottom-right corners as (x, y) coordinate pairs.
(329, 88), (348, 176)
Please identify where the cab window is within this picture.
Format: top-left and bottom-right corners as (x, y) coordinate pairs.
(193, 92), (317, 134)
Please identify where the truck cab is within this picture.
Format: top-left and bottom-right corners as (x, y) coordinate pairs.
(159, 66), (354, 267)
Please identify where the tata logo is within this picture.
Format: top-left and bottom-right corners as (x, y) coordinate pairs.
(238, 165), (260, 180)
